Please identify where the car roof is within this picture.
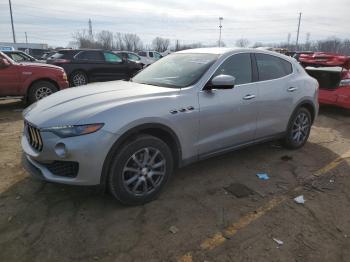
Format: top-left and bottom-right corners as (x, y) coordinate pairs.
(176, 47), (296, 61)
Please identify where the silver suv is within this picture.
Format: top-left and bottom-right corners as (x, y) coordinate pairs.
(22, 48), (319, 205)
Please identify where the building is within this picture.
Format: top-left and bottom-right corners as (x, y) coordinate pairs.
(0, 42), (49, 59)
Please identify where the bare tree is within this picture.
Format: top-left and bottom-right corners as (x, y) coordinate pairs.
(152, 37), (170, 52)
(72, 30), (97, 48)
(123, 33), (143, 52)
(96, 30), (114, 49)
(235, 38), (250, 47)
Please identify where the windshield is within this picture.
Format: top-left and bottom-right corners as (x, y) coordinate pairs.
(132, 53), (219, 88)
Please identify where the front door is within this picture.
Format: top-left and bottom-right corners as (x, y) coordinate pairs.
(198, 53), (259, 157)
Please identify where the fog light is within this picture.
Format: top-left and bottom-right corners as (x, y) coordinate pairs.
(54, 143), (67, 158)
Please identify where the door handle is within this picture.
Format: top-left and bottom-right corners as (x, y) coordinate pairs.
(287, 87), (298, 92)
(243, 94), (256, 100)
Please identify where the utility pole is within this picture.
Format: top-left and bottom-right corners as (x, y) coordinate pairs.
(296, 12), (302, 49)
(218, 17), (223, 47)
(9, 0), (16, 43)
(25, 32), (28, 44)
(88, 18), (93, 39)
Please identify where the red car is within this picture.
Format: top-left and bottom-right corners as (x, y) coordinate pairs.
(300, 52), (350, 109)
(0, 51), (69, 104)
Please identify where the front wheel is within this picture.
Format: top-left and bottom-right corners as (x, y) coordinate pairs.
(108, 135), (174, 205)
(27, 81), (58, 104)
(282, 107), (312, 149)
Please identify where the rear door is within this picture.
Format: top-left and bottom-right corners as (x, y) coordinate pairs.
(254, 53), (296, 138)
(74, 51), (105, 81)
(198, 53), (259, 156)
(0, 54), (20, 96)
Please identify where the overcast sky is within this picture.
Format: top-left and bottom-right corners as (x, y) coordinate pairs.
(0, 0), (349, 48)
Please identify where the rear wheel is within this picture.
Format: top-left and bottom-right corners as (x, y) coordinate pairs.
(70, 71), (88, 86)
(27, 81), (58, 104)
(282, 107), (312, 149)
(108, 135), (174, 205)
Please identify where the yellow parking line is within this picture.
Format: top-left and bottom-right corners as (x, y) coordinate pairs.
(178, 150), (350, 262)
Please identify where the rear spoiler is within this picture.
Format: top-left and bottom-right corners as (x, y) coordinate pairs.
(299, 52), (350, 70)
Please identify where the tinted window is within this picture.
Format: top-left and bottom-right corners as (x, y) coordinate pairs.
(213, 53), (252, 85)
(103, 52), (122, 62)
(76, 51), (104, 61)
(256, 54), (293, 81)
(127, 53), (140, 61)
(149, 52), (154, 58)
(153, 52), (162, 59)
(138, 51), (146, 57)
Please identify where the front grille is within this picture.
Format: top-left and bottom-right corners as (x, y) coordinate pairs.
(41, 161), (79, 178)
(26, 123), (43, 151)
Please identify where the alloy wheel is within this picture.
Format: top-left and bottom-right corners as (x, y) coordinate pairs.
(34, 86), (53, 100)
(291, 112), (310, 144)
(122, 147), (166, 196)
(72, 73), (87, 86)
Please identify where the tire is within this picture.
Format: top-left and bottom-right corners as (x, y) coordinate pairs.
(70, 71), (88, 87)
(108, 135), (174, 205)
(282, 107), (312, 149)
(27, 81), (58, 104)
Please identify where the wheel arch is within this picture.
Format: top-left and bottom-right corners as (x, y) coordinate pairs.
(26, 78), (59, 100)
(100, 123), (182, 189)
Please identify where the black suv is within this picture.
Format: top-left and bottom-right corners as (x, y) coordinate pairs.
(47, 49), (143, 86)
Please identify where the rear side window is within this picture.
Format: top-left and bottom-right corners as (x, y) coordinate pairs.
(255, 54), (293, 81)
(149, 52), (154, 58)
(213, 53), (252, 85)
(103, 52), (122, 62)
(138, 51), (146, 57)
(76, 51), (104, 61)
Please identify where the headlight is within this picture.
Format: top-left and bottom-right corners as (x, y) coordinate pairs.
(42, 123), (104, 138)
(339, 79), (350, 87)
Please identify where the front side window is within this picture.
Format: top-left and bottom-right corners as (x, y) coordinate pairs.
(132, 53), (219, 88)
(9, 53), (26, 62)
(255, 53), (293, 81)
(149, 52), (154, 58)
(76, 51), (104, 61)
(138, 51), (146, 57)
(213, 53), (252, 85)
(103, 52), (122, 62)
(127, 53), (140, 61)
(154, 52), (162, 59)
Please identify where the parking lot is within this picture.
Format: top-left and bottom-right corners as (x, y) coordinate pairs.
(0, 98), (350, 262)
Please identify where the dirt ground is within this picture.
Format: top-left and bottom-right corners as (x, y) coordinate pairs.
(0, 98), (350, 262)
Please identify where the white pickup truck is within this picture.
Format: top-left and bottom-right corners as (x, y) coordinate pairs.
(137, 51), (163, 66)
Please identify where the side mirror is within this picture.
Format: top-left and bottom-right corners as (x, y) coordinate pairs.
(206, 74), (236, 90)
(0, 58), (10, 69)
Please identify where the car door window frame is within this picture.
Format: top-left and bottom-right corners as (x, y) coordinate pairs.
(253, 53), (294, 82)
(202, 52), (256, 90)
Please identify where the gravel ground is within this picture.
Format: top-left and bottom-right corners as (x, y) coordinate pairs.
(0, 99), (349, 262)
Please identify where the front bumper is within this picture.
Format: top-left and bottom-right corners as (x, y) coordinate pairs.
(22, 128), (118, 186)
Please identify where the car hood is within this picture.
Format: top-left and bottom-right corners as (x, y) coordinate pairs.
(23, 80), (180, 127)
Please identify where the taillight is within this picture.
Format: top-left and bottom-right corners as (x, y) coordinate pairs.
(339, 79), (350, 87)
(53, 59), (71, 64)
